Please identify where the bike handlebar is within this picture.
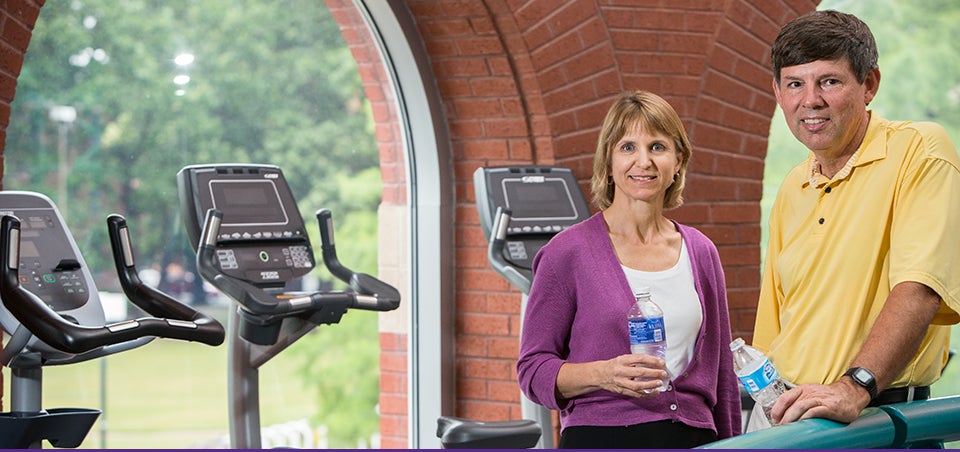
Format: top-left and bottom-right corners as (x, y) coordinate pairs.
(107, 214), (225, 346)
(0, 214), (224, 356)
(316, 208), (401, 311)
(197, 208), (400, 318)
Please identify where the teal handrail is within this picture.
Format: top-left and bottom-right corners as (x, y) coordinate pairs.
(700, 396), (960, 449)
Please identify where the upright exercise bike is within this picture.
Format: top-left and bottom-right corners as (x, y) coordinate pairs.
(435, 166), (591, 449)
(177, 163), (401, 449)
(0, 191), (225, 448)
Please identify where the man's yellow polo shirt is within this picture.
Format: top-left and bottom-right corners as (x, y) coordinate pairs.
(755, 114), (960, 387)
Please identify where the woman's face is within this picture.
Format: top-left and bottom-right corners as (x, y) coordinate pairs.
(609, 121), (681, 207)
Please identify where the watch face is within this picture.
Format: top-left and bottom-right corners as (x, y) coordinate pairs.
(853, 368), (873, 383)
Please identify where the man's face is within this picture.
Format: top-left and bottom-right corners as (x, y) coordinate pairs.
(773, 58), (880, 159)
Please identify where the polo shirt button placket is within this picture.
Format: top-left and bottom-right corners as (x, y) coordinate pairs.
(816, 185), (831, 226)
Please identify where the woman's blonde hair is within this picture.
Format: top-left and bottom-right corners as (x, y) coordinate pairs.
(590, 91), (692, 210)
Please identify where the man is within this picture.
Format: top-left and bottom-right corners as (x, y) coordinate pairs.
(753, 9), (960, 429)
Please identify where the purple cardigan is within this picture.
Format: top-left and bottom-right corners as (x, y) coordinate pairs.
(516, 212), (741, 439)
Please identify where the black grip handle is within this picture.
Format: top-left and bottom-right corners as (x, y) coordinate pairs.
(487, 207), (532, 294)
(107, 214), (225, 346)
(316, 209), (400, 312)
(316, 208), (350, 281)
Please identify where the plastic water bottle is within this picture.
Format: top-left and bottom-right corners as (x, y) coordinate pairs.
(730, 337), (786, 421)
(627, 287), (668, 393)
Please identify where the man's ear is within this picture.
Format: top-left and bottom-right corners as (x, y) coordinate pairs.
(772, 78), (783, 105)
(863, 68), (881, 106)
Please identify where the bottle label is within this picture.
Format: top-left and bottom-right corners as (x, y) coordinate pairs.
(628, 316), (665, 344)
(738, 359), (780, 393)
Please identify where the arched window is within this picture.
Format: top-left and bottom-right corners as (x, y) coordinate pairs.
(2, 1), (396, 448)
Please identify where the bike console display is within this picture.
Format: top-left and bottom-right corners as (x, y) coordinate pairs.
(474, 166), (591, 290)
(178, 164), (313, 287)
(2, 197), (93, 312)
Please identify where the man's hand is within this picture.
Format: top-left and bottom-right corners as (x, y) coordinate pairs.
(770, 377), (871, 424)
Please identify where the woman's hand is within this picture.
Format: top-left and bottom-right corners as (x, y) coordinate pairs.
(556, 354), (668, 400)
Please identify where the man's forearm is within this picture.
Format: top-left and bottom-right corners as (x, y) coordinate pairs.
(849, 281), (941, 391)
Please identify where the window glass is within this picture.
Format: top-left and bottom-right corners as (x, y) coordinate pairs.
(2, 1), (383, 448)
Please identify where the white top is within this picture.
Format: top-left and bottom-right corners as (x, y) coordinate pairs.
(622, 239), (703, 379)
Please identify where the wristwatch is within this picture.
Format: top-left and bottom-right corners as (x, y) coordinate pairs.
(843, 367), (878, 400)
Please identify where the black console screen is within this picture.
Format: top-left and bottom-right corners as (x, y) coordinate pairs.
(178, 164), (314, 286)
(210, 180), (289, 226)
(502, 178), (578, 221)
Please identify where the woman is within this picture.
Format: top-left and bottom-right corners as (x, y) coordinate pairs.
(516, 91), (741, 448)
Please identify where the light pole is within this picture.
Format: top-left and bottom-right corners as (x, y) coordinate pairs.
(48, 105), (77, 215)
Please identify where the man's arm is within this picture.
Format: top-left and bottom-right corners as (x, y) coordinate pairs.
(770, 281), (941, 424)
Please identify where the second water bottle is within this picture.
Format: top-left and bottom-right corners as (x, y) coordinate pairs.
(730, 337), (786, 422)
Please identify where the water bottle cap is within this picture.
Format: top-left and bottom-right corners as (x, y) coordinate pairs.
(634, 286), (651, 297)
(729, 337), (745, 351)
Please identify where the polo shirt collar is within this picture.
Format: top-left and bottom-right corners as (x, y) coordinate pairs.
(802, 111), (886, 189)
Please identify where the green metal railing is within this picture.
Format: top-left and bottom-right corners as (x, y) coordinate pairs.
(700, 396), (960, 449)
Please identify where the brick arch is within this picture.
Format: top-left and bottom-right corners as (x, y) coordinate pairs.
(0, 0), (822, 447)
(394, 0), (819, 425)
(388, 0), (822, 444)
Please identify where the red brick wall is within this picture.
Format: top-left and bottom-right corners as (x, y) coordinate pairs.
(0, 0), (41, 180)
(0, 0), (821, 446)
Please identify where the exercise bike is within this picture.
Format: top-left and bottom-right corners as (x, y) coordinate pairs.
(0, 191), (225, 448)
(177, 163), (401, 449)
(435, 166), (592, 448)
